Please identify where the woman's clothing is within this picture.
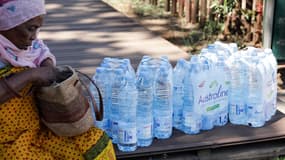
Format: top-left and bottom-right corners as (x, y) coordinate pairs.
(0, 35), (56, 68)
(0, 67), (116, 160)
(0, 0), (46, 31)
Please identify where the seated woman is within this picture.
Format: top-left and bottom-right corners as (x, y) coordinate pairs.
(0, 0), (116, 159)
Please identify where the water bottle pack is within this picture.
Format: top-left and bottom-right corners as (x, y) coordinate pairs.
(228, 47), (277, 127)
(137, 56), (173, 140)
(136, 64), (154, 147)
(91, 58), (138, 152)
(180, 48), (230, 134)
(90, 41), (277, 152)
(173, 59), (189, 131)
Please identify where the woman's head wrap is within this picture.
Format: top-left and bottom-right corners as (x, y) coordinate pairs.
(0, 0), (46, 31)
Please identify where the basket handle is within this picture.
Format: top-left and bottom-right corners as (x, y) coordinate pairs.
(76, 70), (104, 121)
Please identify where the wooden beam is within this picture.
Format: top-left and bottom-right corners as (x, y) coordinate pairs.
(172, 0), (178, 15)
(242, 0), (246, 9)
(200, 0), (207, 26)
(155, 0), (158, 5)
(185, 0), (191, 22)
(252, 0), (257, 11)
(165, 0), (170, 11)
(191, 0), (198, 24)
(207, 0), (212, 20)
(178, 0), (185, 17)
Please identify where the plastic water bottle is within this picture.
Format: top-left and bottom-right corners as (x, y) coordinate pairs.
(110, 68), (125, 144)
(117, 73), (138, 152)
(173, 59), (188, 130)
(228, 54), (247, 125)
(153, 63), (173, 139)
(91, 67), (111, 136)
(198, 58), (216, 130)
(264, 48), (277, 118)
(246, 56), (266, 127)
(214, 56), (229, 126)
(214, 41), (231, 57)
(229, 43), (238, 54)
(136, 65), (154, 147)
(182, 55), (201, 134)
(200, 48), (218, 65)
(257, 50), (273, 121)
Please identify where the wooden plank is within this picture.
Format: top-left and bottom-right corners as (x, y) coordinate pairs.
(41, 0), (189, 75)
(200, 0), (207, 26)
(178, 0), (185, 17)
(116, 108), (285, 159)
(252, 0), (257, 11)
(117, 140), (285, 160)
(207, 0), (212, 20)
(242, 0), (247, 9)
(165, 0), (171, 11)
(191, 0), (198, 24)
(197, 140), (285, 160)
(185, 0), (191, 22)
(171, 0), (178, 15)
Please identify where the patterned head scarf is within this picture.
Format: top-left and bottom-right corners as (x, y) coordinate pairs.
(0, 0), (46, 31)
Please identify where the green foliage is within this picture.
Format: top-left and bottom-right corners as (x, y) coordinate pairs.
(210, 0), (237, 21)
(203, 20), (223, 39)
(241, 8), (255, 22)
(274, 156), (285, 160)
(131, 0), (166, 17)
(104, 0), (166, 17)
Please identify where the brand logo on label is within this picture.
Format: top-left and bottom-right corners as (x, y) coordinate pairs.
(198, 85), (228, 105)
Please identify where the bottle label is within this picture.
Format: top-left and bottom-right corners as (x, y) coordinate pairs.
(216, 112), (228, 125)
(230, 104), (245, 116)
(111, 121), (119, 138)
(118, 128), (137, 144)
(154, 116), (172, 132)
(192, 69), (229, 115)
(137, 123), (152, 139)
(183, 113), (201, 131)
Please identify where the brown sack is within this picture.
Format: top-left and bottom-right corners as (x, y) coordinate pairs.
(35, 65), (103, 137)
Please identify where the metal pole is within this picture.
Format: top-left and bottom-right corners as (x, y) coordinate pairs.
(263, 0), (275, 48)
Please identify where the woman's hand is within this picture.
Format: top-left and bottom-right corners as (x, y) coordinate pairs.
(32, 66), (58, 86)
(0, 66), (57, 103)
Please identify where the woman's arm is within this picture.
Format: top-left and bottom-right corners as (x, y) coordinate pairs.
(0, 66), (57, 104)
(40, 58), (54, 67)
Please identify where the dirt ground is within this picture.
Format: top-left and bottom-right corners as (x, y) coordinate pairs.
(103, 0), (265, 56)
(103, 0), (210, 55)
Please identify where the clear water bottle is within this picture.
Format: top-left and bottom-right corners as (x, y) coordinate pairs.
(173, 59), (188, 130)
(117, 74), (138, 152)
(229, 43), (238, 54)
(214, 56), (229, 126)
(153, 64), (173, 139)
(257, 50), (273, 121)
(199, 58), (216, 130)
(182, 55), (201, 134)
(214, 41), (231, 56)
(214, 41), (236, 57)
(228, 55), (248, 125)
(136, 65), (154, 147)
(110, 68), (125, 144)
(264, 48), (278, 118)
(246, 57), (266, 127)
(91, 67), (111, 136)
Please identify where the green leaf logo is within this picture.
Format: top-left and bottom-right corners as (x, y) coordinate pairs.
(206, 104), (220, 112)
(225, 81), (230, 85)
(209, 80), (218, 88)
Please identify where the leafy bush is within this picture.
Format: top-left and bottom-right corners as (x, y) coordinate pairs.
(210, 0), (237, 22)
(203, 20), (223, 39)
